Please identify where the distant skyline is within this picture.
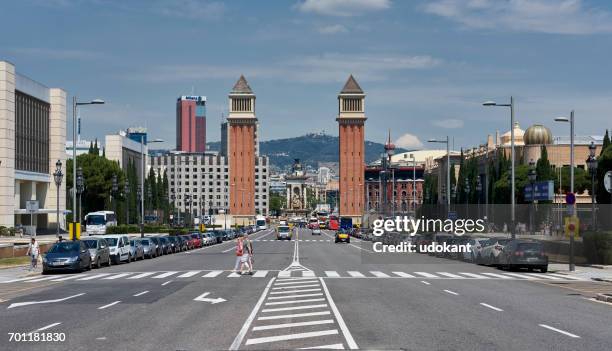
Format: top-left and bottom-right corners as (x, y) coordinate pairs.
(1, 0), (611, 151)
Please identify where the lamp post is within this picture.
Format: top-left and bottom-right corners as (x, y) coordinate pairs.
(76, 167), (84, 225)
(476, 176), (482, 220)
(587, 141), (598, 230)
(464, 177), (470, 218)
(555, 111), (575, 271)
(53, 160), (63, 237)
(111, 174), (118, 215)
(528, 159), (537, 236)
(124, 179), (130, 225)
(428, 137), (450, 210)
(71, 97), (104, 238)
(140, 136), (164, 238)
(136, 186), (141, 231)
(483, 97), (516, 239)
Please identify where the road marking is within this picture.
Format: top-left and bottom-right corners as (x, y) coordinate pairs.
(262, 304), (328, 313)
(229, 277), (276, 350)
(245, 329), (339, 346)
(268, 293), (324, 300)
(257, 311), (331, 321)
(480, 303), (503, 312)
(302, 271), (316, 277)
(161, 280), (172, 286)
(127, 272), (157, 279)
(502, 272), (537, 280)
(459, 272), (490, 279)
(299, 343), (344, 350)
(415, 272), (438, 278)
(98, 301), (121, 310)
(392, 272), (415, 278)
(77, 273), (111, 281)
(539, 324), (580, 338)
(480, 272), (513, 279)
(270, 288), (322, 295)
(203, 270), (223, 278)
(265, 298), (325, 306)
(347, 271), (365, 278)
(275, 279), (318, 286)
(252, 319), (334, 331)
(25, 276), (57, 283)
(443, 289), (459, 296)
(421, 281), (431, 285)
(272, 284), (320, 290)
(194, 292), (226, 304)
(2, 276), (45, 283)
(547, 273), (582, 280)
(278, 271), (291, 278)
(8, 293), (85, 309)
(437, 272), (463, 278)
(222, 245), (236, 253)
(133, 290), (149, 297)
(103, 273), (132, 280)
(153, 271), (178, 279)
(178, 270), (201, 278)
(275, 277), (314, 281)
(320, 277), (358, 350)
(325, 271), (340, 277)
(253, 270), (268, 277)
(370, 271), (390, 278)
(30, 322), (61, 333)
(228, 272), (242, 277)
(50, 275), (83, 282)
(95, 337), (106, 341)
(526, 273), (562, 280)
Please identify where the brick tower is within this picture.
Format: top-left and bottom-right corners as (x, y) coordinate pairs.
(337, 75), (366, 225)
(228, 75), (257, 225)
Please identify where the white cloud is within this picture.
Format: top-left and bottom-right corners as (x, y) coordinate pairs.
(318, 24), (349, 34)
(432, 118), (464, 129)
(297, 0), (391, 16)
(423, 0), (612, 34)
(395, 133), (424, 149)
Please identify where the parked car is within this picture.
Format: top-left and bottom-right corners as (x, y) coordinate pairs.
(431, 233), (454, 257)
(202, 233), (214, 246)
(498, 240), (548, 272)
(104, 235), (132, 264)
(463, 237), (489, 262)
(480, 238), (512, 266)
(129, 239), (145, 261)
(190, 233), (203, 248)
(210, 230), (224, 244)
(182, 234), (196, 249)
(147, 236), (162, 257)
(177, 235), (190, 251)
(158, 236), (172, 254)
(82, 237), (111, 268)
(276, 225), (292, 240)
(167, 236), (180, 253)
(139, 238), (157, 258)
(312, 227), (322, 235)
(42, 241), (92, 273)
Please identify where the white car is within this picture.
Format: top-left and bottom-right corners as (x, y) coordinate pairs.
(312, 228), (321, 235)
(103, 235), (132, 264)
(463, 237), (489, 262)
(203, 233), (215, 246)
(479, 238), (512, 266)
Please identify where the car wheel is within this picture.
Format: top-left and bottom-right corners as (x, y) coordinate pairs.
(96, 257), (100, 269)
(128, 253), (132, 263)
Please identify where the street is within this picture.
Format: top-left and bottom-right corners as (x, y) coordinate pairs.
(1, 228), (611, 350)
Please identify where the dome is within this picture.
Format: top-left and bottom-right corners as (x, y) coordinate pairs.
(524, 124), (553, 145)
(500, 122), (524, 146)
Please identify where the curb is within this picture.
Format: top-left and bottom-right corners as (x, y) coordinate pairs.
(596, 293), (612, 303)
(0, 264), (29, 270)
(592, 277), (612, 283)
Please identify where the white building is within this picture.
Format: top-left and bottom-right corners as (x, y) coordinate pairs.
(0, 61), (66, 232)
(317, 166), (331, 184)
(105, 130), (147, 184)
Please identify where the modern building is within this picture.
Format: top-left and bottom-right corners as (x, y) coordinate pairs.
(0, 61), (66, 232)
(126, 126), (147, 145)
(65, 139), (103, 158)
(176, 95), (206, 153)
(337, 75), (366, 224)
(105, 129), (147, 183)
(318, 166), (331, 184)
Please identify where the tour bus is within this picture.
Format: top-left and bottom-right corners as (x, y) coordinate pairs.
(84, 211), (117, 235)
(256, 215), (267, 230)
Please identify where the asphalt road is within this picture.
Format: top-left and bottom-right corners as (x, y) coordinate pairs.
(0, 227), (610, 350)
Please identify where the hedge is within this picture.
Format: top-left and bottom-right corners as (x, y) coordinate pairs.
(582, 231), (612, 265)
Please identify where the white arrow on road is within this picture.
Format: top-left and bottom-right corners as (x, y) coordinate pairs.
(7, 293), (85, 309)
(194, 292), (226, 304)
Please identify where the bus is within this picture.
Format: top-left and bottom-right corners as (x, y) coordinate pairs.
(255, 215), (267, 230)
(327, 215), (339, 231)
(84, 211), (117, 235)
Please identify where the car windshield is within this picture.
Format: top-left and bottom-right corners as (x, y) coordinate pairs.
(86, 214), (106, 225)
(105, 238), (118, 246)
(48, 242), (80, 253)
(256, 220), (265, 225)
(130, 240), (136, 246)
(191, 234), (199, 239)
(141, 239), (150, 245)
(278, 226), (289, 232)
(83, 240), (98, 249)
(518, 243), (542, 251)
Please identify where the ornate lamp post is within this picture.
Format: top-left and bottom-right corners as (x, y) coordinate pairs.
(124, 179), (130, 225)
(586, 142), (598, 229)
(53, 160), (63, 237)
(528, 159), (537, 235)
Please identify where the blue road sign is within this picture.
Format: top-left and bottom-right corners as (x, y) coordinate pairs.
(524, 180), (554, 202)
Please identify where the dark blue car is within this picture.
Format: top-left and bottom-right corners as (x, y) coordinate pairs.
(42, 241), (92, 274)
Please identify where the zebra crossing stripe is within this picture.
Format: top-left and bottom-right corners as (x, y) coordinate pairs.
(459, 272), (490, 279)
(245, 329), (339, 346)
(278, 271), (291, 278)
(77, 273), (111, 281)
(51, 275), (84, 282)
(103, 273), (132, 280)
(25, 276), (57, 283)
(153, 271), (178, 279)
(347, 271), (365, 278)
(370, 271), (390, 278)
(480, 272), (513, 279)
(301, 271), (315, 278)
(203, 270), (223, 278)
(270, 288), (322, 295)
(325, 271), (340, 277)
(414, 272), (438, 278)
(525, 273), (563, 280)
(252, 319), (334, 331)
(265, 298), (326, 306)
(128, 272), (157, 279)
(502, 272), (537, 280)
(267, 293), (324, 300)
(272, 284), (320, 290)
(275, 280), (318, 286)
(257, 311), (331, 321)
(299, 343), (344, 350)
(392, 272), (415, 278)
(253, 270), (268, 277)
(437, 272), (463, 278)
(546, 273), (582, 280)
(228, 272), (242, 278)
(178, 271), (201, 278)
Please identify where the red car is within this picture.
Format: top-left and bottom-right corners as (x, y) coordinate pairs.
(189, 233), (203, 248)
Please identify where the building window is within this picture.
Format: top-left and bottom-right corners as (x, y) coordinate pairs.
(15, 91), (50, 173)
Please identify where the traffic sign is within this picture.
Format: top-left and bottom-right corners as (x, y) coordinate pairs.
(565, 192), (576, 205)
(26, 200), (39, 213)
(524, 180), (554, 202)
(564, 216), (579, 239)
(605, 171), (612, 194)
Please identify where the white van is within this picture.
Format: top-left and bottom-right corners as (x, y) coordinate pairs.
(256, 215), (267, 230)
(102, 235), (132, 264)
(85, 211), (117, 235)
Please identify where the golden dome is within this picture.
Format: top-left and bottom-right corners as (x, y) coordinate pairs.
(524, 124), (553, 145)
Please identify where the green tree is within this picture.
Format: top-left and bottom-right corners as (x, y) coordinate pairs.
(602, 129), (610, 156)
(596, 145), (612, 204)
(554, 166), (591, 195)
(536, 146), (555, 182)
(269, 193), (286, 216)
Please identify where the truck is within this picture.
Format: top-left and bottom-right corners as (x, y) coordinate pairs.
(339, 217), (353, 232)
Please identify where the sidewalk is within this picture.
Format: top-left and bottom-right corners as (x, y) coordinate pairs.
(549, 263), (612, 282)
(0, 265), (41, 283)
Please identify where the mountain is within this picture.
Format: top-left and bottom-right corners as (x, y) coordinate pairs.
(207, 133), (407, 170)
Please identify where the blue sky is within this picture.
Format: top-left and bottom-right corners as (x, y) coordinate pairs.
(1, 0), (612, 151)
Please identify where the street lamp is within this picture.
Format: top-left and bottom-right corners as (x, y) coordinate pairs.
(476, 176), (482, 219)
(124, 178), (130, 225)
(111, 174), (118, 215)
(76, 167), (84, 225)
(53, 160), (63, 237)
(140, 136), (164, 238)
(483, 97), (516, 239)
(71, 97), (104, 239)
(428, 136), (450, 212)
(586, 141), (598, 229)
(554, 111), (575, 271)
(528, 159), (537, 236)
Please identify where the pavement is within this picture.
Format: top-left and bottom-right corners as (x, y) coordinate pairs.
(0, 227), (610, 350)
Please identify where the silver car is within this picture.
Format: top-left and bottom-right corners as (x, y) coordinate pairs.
(82, 237), (111, 268)
(139, 238), (157, 258)
(129, 239), (145, 261)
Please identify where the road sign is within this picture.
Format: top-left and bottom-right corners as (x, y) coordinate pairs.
(565, 192), (576, 205)
(524, 180), (554, 202)
(564, 216), (579, 239)
(605, 171), (612, 194)
(26, 200), (39, 213)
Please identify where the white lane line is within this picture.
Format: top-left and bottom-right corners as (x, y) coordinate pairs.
(245, 329), (339, 346)
(253, 270), (268, 277)
(30, 322), (61, 333)
(133, 290), (149, 297)
(421, 281), (431, 285)
(77, 273), (111, 281)
(277, 271), (291, 278)
(325, 271), (340, 278)
(502, 272), (537, 280)
(546, 273), (583, 280)
(257, 311), (331, 321)
(98, 301), (121, 310)
(272, 284), (320, 290)
(2, 276), (47, 283)
(262, 304), (328, 313)
(253, 319), (335, 331)
(222, 245), (236, 253)
(103, 273), (132, 280)
(178, 271), (201, 278)
(370, 271), (390, 278)
(268, 293), (324, 300)
(539, 324), (580, 338)
(229, 277), (276, 351)
(320, 277), (358, 350)
(275, 280), (318, 286)
(152, 271), (178, 279)
(525, 273), (563, 280)
(414, 272), (438, 278)
(203, 270), (223, 278)
(301, 271), (316, 278)
(480, 303), (504, 312)
(50, 275), (84, 282)
(7, 293), (86, 309)
(299, 343), (344, 350)
(25, 276), (58, 283)
(127, 272), (157, 279)
(228, 272), (242, 278)
(459, 272), (490, 279)
(392, 272), (415, 278)
(161, 280), (172, 286)
(443, 289), (459, 296)
(275, 277), (314, 281)
(265, 298), (326, 306)
(480, 272), (513, 279)
(437, 272), (463, 278)
(347, 271), (365, 278)
(270, 288), (322, 295)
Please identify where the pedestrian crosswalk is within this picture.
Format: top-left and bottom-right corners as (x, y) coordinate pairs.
(0, 269), (586, 284)
(253, 239), (332, 242)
